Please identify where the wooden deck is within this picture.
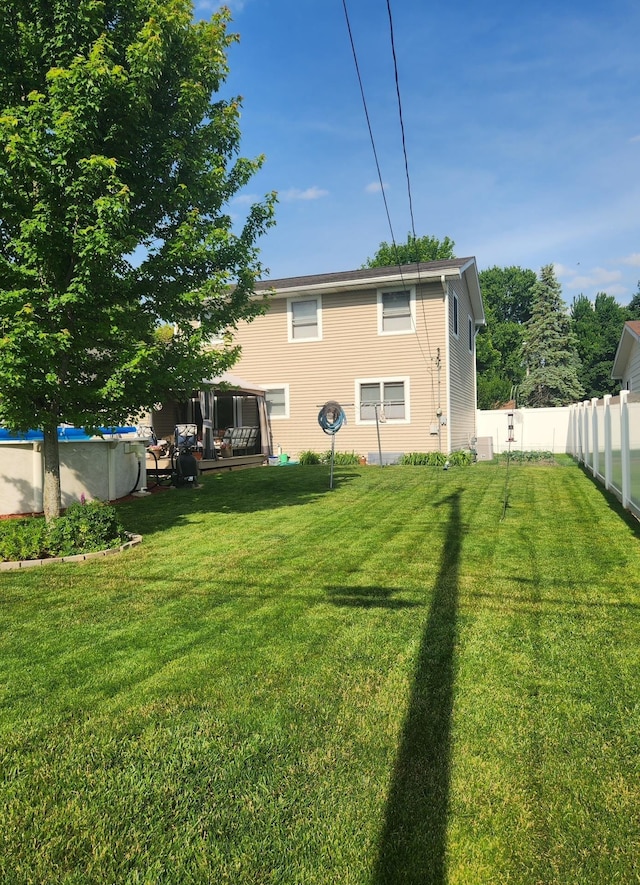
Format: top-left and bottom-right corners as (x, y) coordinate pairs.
(145, 452), (264, 485)
(199, 454), (265, 473)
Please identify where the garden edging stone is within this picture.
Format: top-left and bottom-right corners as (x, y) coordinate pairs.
(0, 533), (142, 571)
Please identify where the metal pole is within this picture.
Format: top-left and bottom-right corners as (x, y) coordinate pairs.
(375, 403), (383, 467)
(329, 432), (336, 489)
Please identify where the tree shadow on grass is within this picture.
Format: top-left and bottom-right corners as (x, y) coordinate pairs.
(116, 466), (359, 538)
(372, 491), (463, 885)
(325, 585), (424, 610)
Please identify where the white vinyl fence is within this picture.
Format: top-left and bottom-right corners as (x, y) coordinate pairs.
(476, 406), (572, 455)
(568, 392), (640, 520)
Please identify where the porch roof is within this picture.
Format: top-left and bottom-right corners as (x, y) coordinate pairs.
(201, 371), (266, 397)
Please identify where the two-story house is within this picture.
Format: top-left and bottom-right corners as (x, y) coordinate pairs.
(228, 257), (484, 461)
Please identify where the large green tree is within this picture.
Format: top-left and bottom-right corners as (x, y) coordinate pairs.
(0, 0), (275, 519)
(626, 282), (640, 319)
(476, 265), (536, 408)
(570, 293), (629, 398)
(519, 265), (583, 407)
(363, 233), (455, 268)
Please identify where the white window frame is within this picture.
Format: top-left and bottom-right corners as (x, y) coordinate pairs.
(377, 287), (416, 336)
(452, 293), (459, 338)
(287, 295), (322, 342)
(354, 376), (410, 425)
(263, 384), (290, 420)
(468, 315), (474, 352)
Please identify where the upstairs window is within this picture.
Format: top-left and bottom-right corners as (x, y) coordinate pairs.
(452, 293), (459, 337)
(468, 316), (474, 352)
(378, 289), (414, 334)
(288, 296), (322, 341)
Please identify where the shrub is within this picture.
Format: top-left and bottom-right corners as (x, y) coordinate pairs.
(497, 450), (555, 463)
(46, 501), (127, 557)
(1, 502), (128, 562)
(400, 452), (447, 466)
(448, 449), (473, 467)
(299, 450), (322, 465)
(400, 450), (473, 467)
(323, 450), (361, 466)
(0, 518), (48, 562)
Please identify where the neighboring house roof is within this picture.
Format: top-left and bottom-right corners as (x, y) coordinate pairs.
(611, 320), (640, 379)
(255, 257), (485, 325)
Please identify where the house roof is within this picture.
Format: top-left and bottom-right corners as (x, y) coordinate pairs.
(255, 257), (485, 325)
(611, 320), (640, 379)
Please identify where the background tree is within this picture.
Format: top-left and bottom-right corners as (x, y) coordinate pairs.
(570, 293), (629, 398)
(0, 0), (275, 519)
(626, 282), (640, 319)
(476, 266), (536, 408)
(519, 264), (584, 407)
(363, 233), (455, 267)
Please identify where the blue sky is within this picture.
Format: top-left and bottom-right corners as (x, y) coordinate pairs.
(197, 0), (640, 304)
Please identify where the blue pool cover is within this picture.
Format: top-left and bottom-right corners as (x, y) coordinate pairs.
(0, 426), (138, 442)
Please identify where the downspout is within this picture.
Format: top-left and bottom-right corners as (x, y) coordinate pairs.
(441, 274), (452, 453)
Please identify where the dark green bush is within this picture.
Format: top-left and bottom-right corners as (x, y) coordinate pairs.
(46, 501), (127, 557)
(0, 501), (128, 562)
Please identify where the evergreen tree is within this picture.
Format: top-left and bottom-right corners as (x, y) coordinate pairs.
(519, 265), (584, 407)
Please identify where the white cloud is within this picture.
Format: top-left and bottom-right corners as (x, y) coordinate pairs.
(621, 252), (640, 266)
(193, 0), (245, 18)
(630, 134), (640, 143)
(233, 193), (259, 205)
(563, 267), (622, 290)
(279, 186), (329, 202)
(365, 181), (388, 194)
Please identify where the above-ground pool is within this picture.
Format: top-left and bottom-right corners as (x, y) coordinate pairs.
(0, 426), (148, 516)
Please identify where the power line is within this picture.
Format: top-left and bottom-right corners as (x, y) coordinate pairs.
(342, 0), (436, 391)
(340, 0), (398, 256)
(385, 0), (417, 241)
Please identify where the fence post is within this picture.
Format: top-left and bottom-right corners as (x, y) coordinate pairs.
(620, 389), (630, 509)
(591, 398), (599, 476)
(583, 400), (592, 467)
(603, 395), (612, 491)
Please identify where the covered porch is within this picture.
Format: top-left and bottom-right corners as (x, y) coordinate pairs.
(145, 372), (271, 477)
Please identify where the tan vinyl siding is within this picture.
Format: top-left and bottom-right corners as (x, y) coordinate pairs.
(447, 277), (477, 449)
(233, 282), (448, 458)
(628, 342), (640, 391)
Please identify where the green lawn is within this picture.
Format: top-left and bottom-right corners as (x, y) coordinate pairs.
(1, 460), (638, 884)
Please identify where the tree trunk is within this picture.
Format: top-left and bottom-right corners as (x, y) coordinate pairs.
(42, 424), (62, 521)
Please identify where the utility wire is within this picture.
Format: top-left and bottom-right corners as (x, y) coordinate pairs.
(384, 0), (437, 393)
(341, 0), (398, 255)
(342, 0), (435, 388)
(385, 0), (417, 239)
